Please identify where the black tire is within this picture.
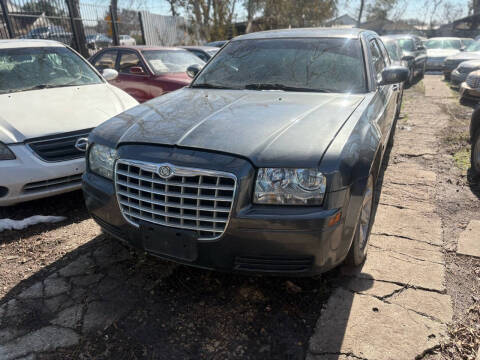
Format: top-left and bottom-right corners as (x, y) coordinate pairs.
(471, 127), (480, 180)
(345, 175), (375, 266)
(407, 66), (415, 86)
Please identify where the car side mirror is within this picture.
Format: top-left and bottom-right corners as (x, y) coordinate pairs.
(378, 66), (409, 86)
(401, 55), (415, 62)
(417, 45), (425, 51)
(460, 47), (466, 52)
(187, 64), (203, 79)
(102, 68), (118, 81)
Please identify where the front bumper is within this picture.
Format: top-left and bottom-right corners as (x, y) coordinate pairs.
(0, 144), (84, 206)
(451, 70), (468, 87)
(460, 83), (480, 106)
(426, 58), (446, 71)
(82, 146), (359, 276)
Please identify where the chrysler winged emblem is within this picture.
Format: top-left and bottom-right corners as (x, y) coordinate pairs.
(158, 165), (173, 179)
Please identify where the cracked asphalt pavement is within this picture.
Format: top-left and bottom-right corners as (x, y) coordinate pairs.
(1, 75), (479, 360)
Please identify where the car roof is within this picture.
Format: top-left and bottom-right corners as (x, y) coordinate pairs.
(233, 27), (373, 41)
(102, 45), (187, 51)
(426, 37), (461, 40)
(0, 39), (66, 49)
(179, 45), (218, 51)
(381, 34), (417, 40)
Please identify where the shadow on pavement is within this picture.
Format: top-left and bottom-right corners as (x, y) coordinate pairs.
(0, 231), (336, 360)
(0, 191), (89, 245)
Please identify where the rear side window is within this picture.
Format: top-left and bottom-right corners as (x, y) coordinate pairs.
(398, 39), (415, 51)
(93, 51), (117, 71)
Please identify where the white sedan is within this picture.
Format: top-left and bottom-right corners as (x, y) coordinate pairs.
(0, 39), (138, 206)
(119, 35), (136, 46)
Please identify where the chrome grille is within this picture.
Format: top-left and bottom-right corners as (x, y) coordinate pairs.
(115, 159), (236, 240)
(27, 129), (91, 162)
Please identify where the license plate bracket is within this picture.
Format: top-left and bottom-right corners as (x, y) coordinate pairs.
(140, 221), (198, 262)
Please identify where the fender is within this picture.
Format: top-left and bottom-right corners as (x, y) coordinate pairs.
(471, 106), (480, 141)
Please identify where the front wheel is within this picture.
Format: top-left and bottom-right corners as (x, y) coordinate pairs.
(471, 128), (480, 180)
(345, 175), (375, 266)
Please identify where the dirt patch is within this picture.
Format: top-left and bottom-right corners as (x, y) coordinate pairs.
(422, 81), (480, 359)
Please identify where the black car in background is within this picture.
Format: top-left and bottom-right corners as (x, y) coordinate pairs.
(444, 41), (480, 80)
(178, 46), (219, 62)
(82, 28), (408, 276)
(470, 107), (480, 179)
(206, 40), (228, 48)
(381, 34), (426, 84)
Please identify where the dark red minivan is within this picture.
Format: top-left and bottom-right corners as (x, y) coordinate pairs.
(89, 46), (205, 103)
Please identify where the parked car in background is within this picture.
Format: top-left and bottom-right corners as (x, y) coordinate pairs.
(451, 60), (480, 87)
(178, 46), (219, 62)
(425, 37), (465, 71)
(83, 28), (408, 275)
(0, 39), (137, 206)
(460, 70), (480, 106)
(206, 40), (228, 48)
(444, 41), (480, 80)
(380, 36), (407, 116)
(119, 35), (136, 46)
(86, 34), (113, 51)
(381, 34), (426, 83)
(25, 25), (73, 45)
(89, 46), (204, 102)
(469, 107), (480, 179)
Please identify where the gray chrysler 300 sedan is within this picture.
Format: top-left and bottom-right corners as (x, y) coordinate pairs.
(82, 28), (408, 275)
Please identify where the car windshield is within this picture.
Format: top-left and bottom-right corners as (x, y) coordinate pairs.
(142, 50), (205, 74)
(466, 41), (480, 52)
(384, 41), (401, 61)
(0, 46), (102, 95)
(425, 39), (462, 49)
(192, 38), (366, 93)
(397, 38), (415, 51)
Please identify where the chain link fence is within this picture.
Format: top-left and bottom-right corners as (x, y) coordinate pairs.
(0, 0), (193, 58)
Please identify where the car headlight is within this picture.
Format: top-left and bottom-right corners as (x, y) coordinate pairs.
(88, 144), (118, 179)
(254, 168), (327, 205)
(0, 142), (15, 160)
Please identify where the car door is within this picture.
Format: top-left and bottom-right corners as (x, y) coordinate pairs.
(115, 50), (152, 103)
(369, 38), (396, 148)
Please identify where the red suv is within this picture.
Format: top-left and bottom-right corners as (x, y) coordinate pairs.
(89, 46), (204, 102)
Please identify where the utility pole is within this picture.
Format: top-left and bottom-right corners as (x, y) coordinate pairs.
(357, 0), (365, 27)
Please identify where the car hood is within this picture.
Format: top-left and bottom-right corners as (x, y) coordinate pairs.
(427, 49), (460, 57)
(0, 83), (138, 144)
(446, 51), (480, 61)
(93, 88), (365, 167)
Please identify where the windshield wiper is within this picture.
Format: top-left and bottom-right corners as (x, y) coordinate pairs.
(190, 83), (236, 90)
(244, 83), (333, 93)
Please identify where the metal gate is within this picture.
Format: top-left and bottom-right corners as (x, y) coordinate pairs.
(0, 0), (147, 58)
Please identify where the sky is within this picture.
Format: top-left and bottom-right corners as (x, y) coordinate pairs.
(96, 0), (473, 23)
